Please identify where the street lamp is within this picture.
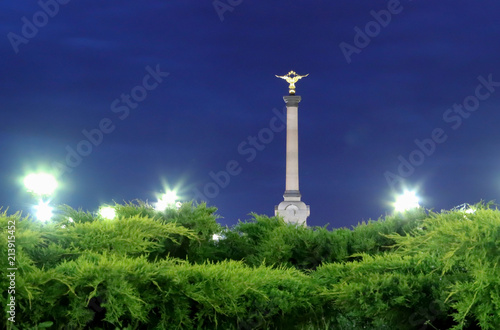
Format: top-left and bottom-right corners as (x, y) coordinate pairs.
(34, 201), (53, 222)
(99, 206), (116, 220)
(394, 190), (420, 212)
(23, 172), (58, 222)
(24, 173), (58, 196)
(155, 190), (180, 211)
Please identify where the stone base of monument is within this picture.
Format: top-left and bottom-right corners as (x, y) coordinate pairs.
(275, 191), (310, 226)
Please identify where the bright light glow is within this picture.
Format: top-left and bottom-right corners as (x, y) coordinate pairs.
(163, 190), (178, 204)
(99, 206), (116, 220)
(394, 191), (420, 212)
(35, 201), (53, 222)
(212, 234), (223, 241)
(24, 173), (58, 196)
(155, 190), (179, 211)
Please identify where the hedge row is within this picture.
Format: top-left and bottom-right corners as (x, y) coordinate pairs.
(1, 202), (498, 329)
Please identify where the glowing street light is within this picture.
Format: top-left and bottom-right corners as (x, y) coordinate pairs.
(155, 190), (180, 211)
(34, 201), (53, 222)
(24, 173), (58, 196)
(99, 206), (116, 220)
(394, 190), (420, 212)
(23, 172), (58, 222)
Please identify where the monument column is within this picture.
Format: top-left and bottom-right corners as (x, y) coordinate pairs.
(274, 71), (310, 226)
(283, 95), (301, 200)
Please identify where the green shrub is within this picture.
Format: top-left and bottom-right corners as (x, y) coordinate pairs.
(215, 210), (427, 270)
(1, 201), (498, 329)
(313, 253), (454, 329)
(387, 203), (500, 329)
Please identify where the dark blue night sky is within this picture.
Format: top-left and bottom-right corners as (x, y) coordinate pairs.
(1, 0), (500, 228)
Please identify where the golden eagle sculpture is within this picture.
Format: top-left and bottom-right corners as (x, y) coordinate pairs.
(275, 71), (309, 95)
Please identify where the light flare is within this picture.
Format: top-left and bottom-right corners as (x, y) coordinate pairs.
(99, 206), (116, 220)
(35, 201), (53, 222)
(24, 173), (58, 196)
(394, 190), (420, 212)
(155, 190), (180, 211)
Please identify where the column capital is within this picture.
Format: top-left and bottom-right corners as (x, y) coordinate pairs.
(283, 95), (301, 107)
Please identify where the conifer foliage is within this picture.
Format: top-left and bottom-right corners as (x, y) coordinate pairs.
(1, 201), (498, 329)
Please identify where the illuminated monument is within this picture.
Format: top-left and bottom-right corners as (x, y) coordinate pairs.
(274, 71), (310, 226)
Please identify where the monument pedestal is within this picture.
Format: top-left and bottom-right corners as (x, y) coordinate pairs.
(275, 195), (310, 226)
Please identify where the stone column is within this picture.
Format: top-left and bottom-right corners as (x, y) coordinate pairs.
(284, 96), (300, 200)
(275, 95), (310, 226)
